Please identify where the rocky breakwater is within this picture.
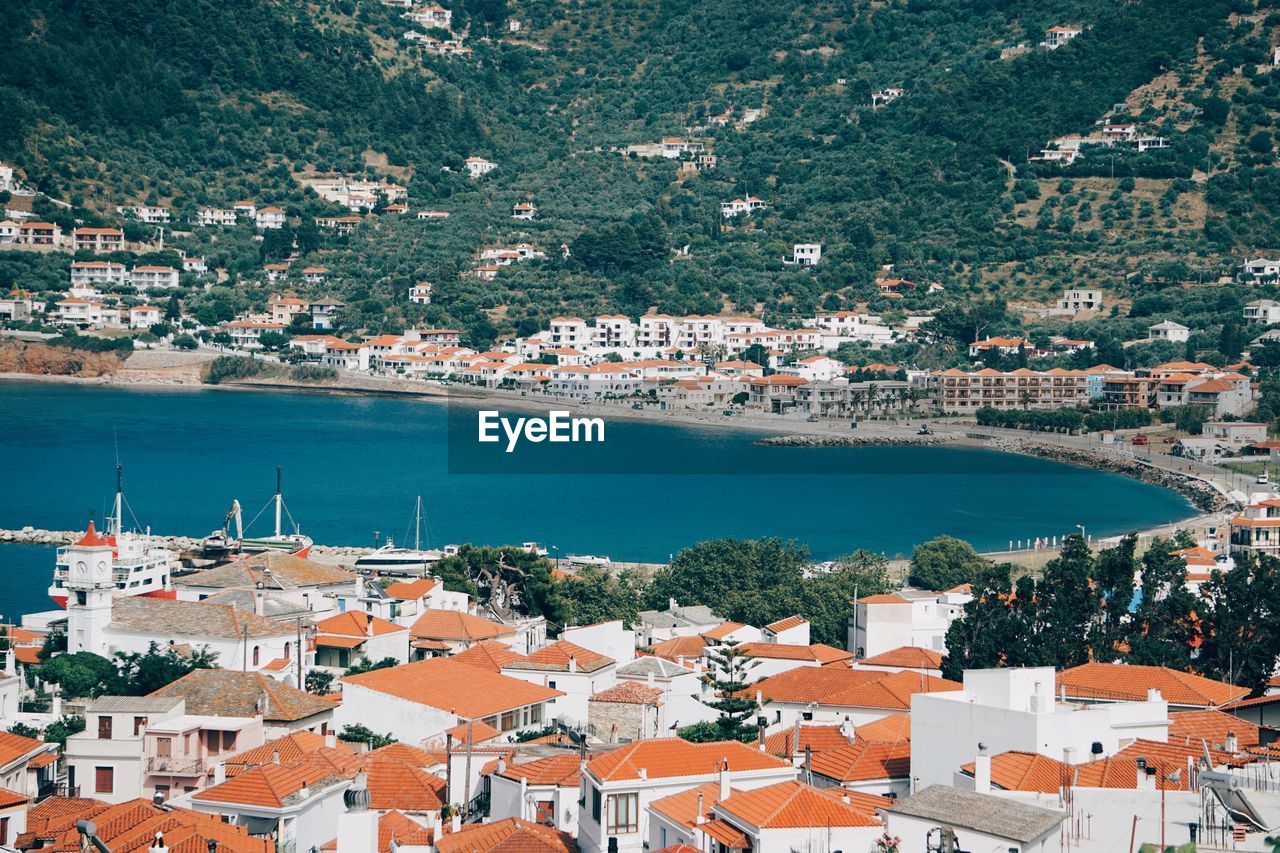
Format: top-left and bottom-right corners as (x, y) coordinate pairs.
(986, 438), (1230, 513)
(755, 433), (955, 447)
(0, 527), (374, 558)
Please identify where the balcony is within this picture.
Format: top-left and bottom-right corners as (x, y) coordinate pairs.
(147, 755), (205, 776)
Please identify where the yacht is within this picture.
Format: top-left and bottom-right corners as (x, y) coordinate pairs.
(355, 497), (442, 576)
(47, 465), (176, 607)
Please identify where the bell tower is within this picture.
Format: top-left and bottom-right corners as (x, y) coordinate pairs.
(64, 520), (115, 656)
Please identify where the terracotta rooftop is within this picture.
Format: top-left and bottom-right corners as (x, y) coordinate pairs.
(854, 712), (911, 744)
(649, 782), (724, 829)
(450, 640), (525, 672)
(149, 669), (336, 723)
(586, 738), (791, 783)
(591, 681), (664, 705)
(737, 642), (852, 664)
(194, 752), (354, 808)
(503, 639), (614, 674)
(0, 730), (49, 768)
(359, 756), (447, 812)
(649, 635), (706, 661)
(496, 753), (581, 787)
(314, 610), (405, 639)
(178, 552), (355, 589)
(859, 646), (945, 669)
(716, 780), (884, 828)
(808, 740), (911, 783)
(750, 667), (961, 710)
(1168, 709), (1259, 750)
(701, 622), (748, 641)
(409, 609), (515, 642)
(765, 615), (808, 633)
(960, 751), (1074, 794)
(763, 724), (852, 757)
(22, 796), (272, 853)
(433, 817), (573, 852)
(1056, 662), (1247, 707)
(384, 577), (438, 600)
(223, 731), (354, 777)
(363, 742), (447, 768)
(445, 719), (503, 744)
(0, 787), (27, 809)
(342, 658), (563, 719)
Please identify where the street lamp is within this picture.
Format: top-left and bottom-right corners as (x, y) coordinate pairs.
(550, 544), (560, 572)
(1076, 524), (1086, 544)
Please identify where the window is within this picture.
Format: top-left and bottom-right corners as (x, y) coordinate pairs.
(156, 737), (172, 757)
(94, 766), (114, 794)
(133, 716), (147, 736)
(252, 646), (260, 667)
(1, 816), (9, 845)
(606, 793), (639, 834)
(591, 787), (601, 823)
(98, 716), (113, 740)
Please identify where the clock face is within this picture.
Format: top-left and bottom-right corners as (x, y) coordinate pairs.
(96, 561), (108, 573)
(75, 561), (87, 576)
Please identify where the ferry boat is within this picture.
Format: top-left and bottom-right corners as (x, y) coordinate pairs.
(237, 467), (313, 558)
(355, 496), (443, 576)
(48, 466), (176, 608)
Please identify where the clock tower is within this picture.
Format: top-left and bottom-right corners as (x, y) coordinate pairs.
(64, 520), (115, 656)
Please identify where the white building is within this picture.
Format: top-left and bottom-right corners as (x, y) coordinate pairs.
(1058, 288), (1104, 313)
(501, 640), (617, 727)
(129, 265), (181, 291)
(788, 243), (822, 266)
(512, 202), (537, 220)
(255, 207), (287, 229)
(1245, 299), (1280, 325)
(1242, 258), (1280, 282)
(911, 667), (1170, 789)
(403, 4), (452, 28)
(1148, 320), (1190, 343)
(1041, 24), (1083, 49)
(849, 587), (972, 659)
(116, 204), (170, 224)
(196, 207), (239, 227)
(409, 282), (433, 304)
(464, 157), (497, 178)
(70, 261), (128, 288)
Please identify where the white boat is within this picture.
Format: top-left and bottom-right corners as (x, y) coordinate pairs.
(355, 496), (442, 575)
(238, 467), (314, 557)
(48, 465), (176, 608)
(564, 554), (612, 567)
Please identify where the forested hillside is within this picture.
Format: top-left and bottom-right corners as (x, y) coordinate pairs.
(3, 0), (1277, 350)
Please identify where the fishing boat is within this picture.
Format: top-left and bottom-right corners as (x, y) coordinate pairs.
(47, 465), (176, 607)
(355, 496), (442, 575)
(238, 467), (314, 557)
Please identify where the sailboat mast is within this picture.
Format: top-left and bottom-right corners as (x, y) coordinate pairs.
(111, 463), (124, 537)
(274, 466), (283, 538)
(415, 496), (422, 551)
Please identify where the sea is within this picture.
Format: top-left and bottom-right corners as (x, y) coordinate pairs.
(0, 382), (1195, 619)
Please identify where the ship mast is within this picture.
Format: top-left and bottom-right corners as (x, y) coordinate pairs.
(415, 495), (423, 551)
(110, 463), (124, 538)
(274, 466), (283, 538)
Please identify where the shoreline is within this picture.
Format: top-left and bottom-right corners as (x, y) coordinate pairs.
(1, 369), (1220, 559)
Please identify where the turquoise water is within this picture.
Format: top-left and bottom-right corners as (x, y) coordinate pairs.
(0, 382), (1194, 617)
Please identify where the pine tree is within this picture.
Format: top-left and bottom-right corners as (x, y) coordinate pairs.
(690, 640), (762, 743)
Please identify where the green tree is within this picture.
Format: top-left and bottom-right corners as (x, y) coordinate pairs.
(344, 657), (399, 676)
(42, 714), (86, 749)
(559, 565), (644, 629)
(1035, 535), (1100, 669)
(1198, 552), (1280, 695)
(909, 536), (986, 590)
(111, 642), (218, 695)
(36, 652), (116, 698)
(1125, 536), (1199, 669)
(1091, 534), (1138, 659)
(684, 641), (762, 743)
(337, 723), (396, 749)
(305, 670), (334, 694)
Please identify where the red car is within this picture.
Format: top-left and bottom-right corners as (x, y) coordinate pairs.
(1132, 434), (1149, 446)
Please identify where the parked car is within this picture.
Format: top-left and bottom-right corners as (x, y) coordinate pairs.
(1132, 434), (1149, 446)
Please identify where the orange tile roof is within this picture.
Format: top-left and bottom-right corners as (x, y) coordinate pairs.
(854, 712), (911, 744)
(737, 642), (852, 664)
(0, 730), (48, 767)
(649, 782), (724, 828)
(445, 719), (503, 744)
(223, 731), (354, 777)
(450, 640), (524, 672)
(591, 682), (664, 705)
(409, 609), (515, 642)
(763, 724), (852, 757)
(750, 667), (961, 710)
(433, 817), (573, 852)
(1073, 739), (1232, 789)
(1168, 709), (1259, 749)
(701, 622), (748, 640)
(960, 751), (1073, 794)
(193, 752), (354, 808)
(1056, 663), (1247, 707)
(808, 740), (910, 783)
(858, 646), (944, 669)
(384, 577), (438, 600)
(24, 797), (272, 853)
(586, 738), (791, 782)
(650, 635), (706, 661)
(342, 658), (563, 718)
(765, 615), (807, 633)
(857, 593), (910, 605)
(716, 780), (883, 828)
(0, 787), (27, 808)
(360, 756), (447, 812)
(504, 639), (614, 673)
(314, 610), (405, 639)
(496, 753), (581, 787)
(363, 742), (447, 768)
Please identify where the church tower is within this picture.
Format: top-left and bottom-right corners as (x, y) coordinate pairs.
(64, 520), (115, 656)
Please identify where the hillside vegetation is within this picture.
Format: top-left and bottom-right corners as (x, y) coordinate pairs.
(3, 0), (1279, 350)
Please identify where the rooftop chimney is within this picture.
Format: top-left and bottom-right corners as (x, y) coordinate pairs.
(695, 791), (706, 824)
(568, 656), (578, 673)
(1226, 732), (1239, 753)
(213, 764), (226, 785)
(1147, 688), (1162, 702)
(325, 733), (337, 749)
(450, 813), (462, 833)
(718, 764), (731, 801)
(147, 832), (167, 853)
(974, 743), (991, 795)
(338, 772), (378, 853)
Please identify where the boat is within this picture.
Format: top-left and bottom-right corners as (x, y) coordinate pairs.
(564, 554), (612, 568)
(355, 496), (443, 576)
(48, 465), (177, 608)
(238, 467), (314, 557)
